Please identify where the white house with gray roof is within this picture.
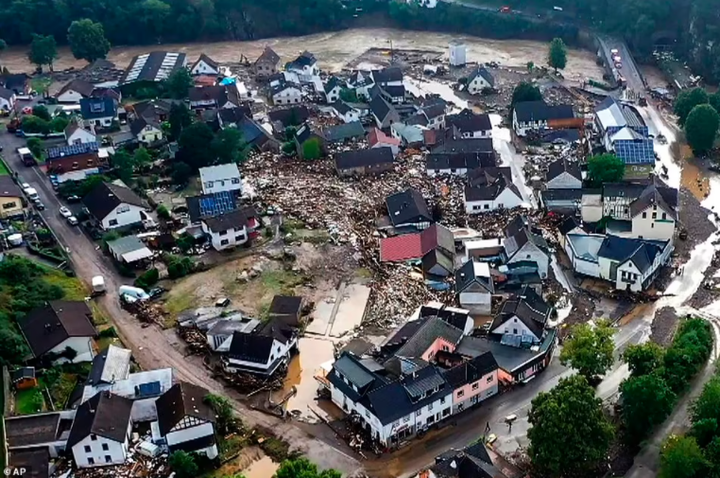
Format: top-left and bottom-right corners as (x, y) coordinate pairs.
(503, 216), (550, 278)
(465, 67), (495, 94)
(199, 163), (242, 195)
(455, 261), (494, 314)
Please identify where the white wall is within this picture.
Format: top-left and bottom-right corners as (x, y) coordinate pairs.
(49, 336), (95, 363)
(225, 337), (295, 373)
(631, 206), (675, 241)
(0, 95), (15, 111)
(273, 88), (302, 105)
(508, 242), (549, 278)
(67, 128), (96, 145)
(202, 176), (242, 195)
(460, 129), (491, 139)
(326, 86), (341, 104)
(616, 261), (642, 292)
(101, 203), (145, 230)
(202, 223), (248, 251)
(465, 188), (523, 214)
(337, 110), (360, 124)
(138, 125), (163, 145)
(513, 110), (548, 136)
(191, 61), (219, 76)
(467, 76), (491, 94)
(459, 291), (491, 314)
(427, 167), (470, 177)
(547, 172), (582, 190)
(166, 421), (217, 458)
(491, 315), (541, 343)
(57, 90), (85, 104)
(72, 434), (128, 468)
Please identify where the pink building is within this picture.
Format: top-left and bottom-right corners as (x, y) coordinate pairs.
(443, 352), (499, 413)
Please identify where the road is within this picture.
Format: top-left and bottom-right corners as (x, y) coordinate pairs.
(596, 35), (646, 98)
(0, 129), (363, 474)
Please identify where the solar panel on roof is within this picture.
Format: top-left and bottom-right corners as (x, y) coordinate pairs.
(47, 142), (99, 160)
(136, 381), (161, 398)
(615, 139), (655, 165)
(199, 191), (237, 217)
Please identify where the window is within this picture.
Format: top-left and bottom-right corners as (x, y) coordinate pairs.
(483, 204), (489, 210)
(442, 345), (449, 352)
(487, 375), (493, 383)
(652, 212), (657, 219)
(416, 410), (422, 417)
(88, 458), (95, 465)
(220, 239), (229, 246)
(472, 382), (479, 390)
(231, 178), (240, 184)
(428, 403), (433, 411)
(117, 205), (130, 214)
(105, 455), (112, 463)
(84, 445), (91, 453)
(364, 410), (370, 418)
(440, 396), (446, 404)
(473, 205), (481, 211)
(662, 213), (667, 220)
(235, 234), (245, 242)
(108, 219), (118, 226)
(219, 230), (228, 236)
(2, 202), (16, 210)
(403, 416), (411, 423)
(205, 181), (213, 189)
(102, 443), (109, 451)
(91, 434), (97, 441)
(642, 212), (647, 218)
(450, 169), (457, 173)
(498, 203), (504, 209)
(513, 328), (518, 334)
(457, 390), (464, 398)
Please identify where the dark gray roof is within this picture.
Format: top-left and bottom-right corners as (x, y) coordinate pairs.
(83, 182), (146, 221)
(386, 188), (432, 227)
(422, 103), (446, 120)
(455, 260), (494, 294)
(393, 317), (464, 359)
(228, 331), (276, 363)
(10, 449), (50, 478)
(442, 352), (498, 388)
(155, 382), (214, 436)
(629, 182), (678, 219)
(421, 249), (454, 276)
(193, 53), (219, 71)
(335, 147), (394, 170)
(432, 441), (503, 478)
(370, 94), (392, 122)
(456, 329), (557, 374)
(464, 172), (520, 202)
(18, 301), (96, 358)
(269, 295), (302, 317)
(427, 152), (496, 171)
(287, 51), (317, 69)
(5, 413), (60, 448)
(331, 100), (354, 115)
(47, 142), (99, 160)
(202, 206), (255, 233)
(256, 46), (280, 66)
(419, 306), (470, 331)
(514, 100), (574, 123)
(11, 367), (35, 382)
(547, 158), (581, 182)
(541, 188), (583, 201)
(58, 79), (95, 98)
(323, 121), (366, 143)
(468, 66), (495, 88)
(120, 51), (187, 84)
(67, 391), (133, 447)
(80, 97), (117, 120)
(372, 67), (403, 85)
(492, 285), (551, 339)
(598, 235), (667, 273)
(381, 84), (405, 99)
(432, 137), (494, 154)
(559, 216), (581, 235)
(333, 353), (377, 390)
(324, 76), (343, 94)
(0, 176), (22, 198)
(268, 106), (309, 126)
(446, 109), (492, 133)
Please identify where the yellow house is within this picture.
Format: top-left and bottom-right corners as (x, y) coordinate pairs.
(0, 176), (24, 218)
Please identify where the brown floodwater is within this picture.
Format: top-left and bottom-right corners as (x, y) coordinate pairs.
(243, 456), (280, 478)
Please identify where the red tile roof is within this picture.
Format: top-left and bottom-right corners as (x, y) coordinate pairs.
(368, 127), (401, 148)
(380, 224), (442, 262)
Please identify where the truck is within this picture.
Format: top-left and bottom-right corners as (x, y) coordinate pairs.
(17, 147), (34, 166)
(91, 276), (106, 296)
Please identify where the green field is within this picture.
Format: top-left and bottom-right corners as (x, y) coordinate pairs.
(0, 158), (9, 175)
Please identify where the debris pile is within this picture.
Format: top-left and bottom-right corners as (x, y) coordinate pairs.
(178, 326), (209, 354)
(121, 299), (168, 326)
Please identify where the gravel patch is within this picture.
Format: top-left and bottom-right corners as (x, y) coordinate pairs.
(675, 187), (715, 260)
(650, 306), (680, 346)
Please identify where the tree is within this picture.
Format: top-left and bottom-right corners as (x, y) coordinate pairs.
(133, 147), (152, 168)
(111, 150), (135, 184)
(659, 435), (708, 478)
(587, 153), (625, 187)
(156, 204), (171, 220)
(528, 375), (614, 478)
(32, 105), (51, 121)
(21, 115), (50, 135)
(178, 122), (216, 169)
(685, 104), (720, 154)
(134, 268), (159, 289)
(674, 87), (709, 126)
(510, 82), (542, 109)
(274, 458), (341, 478)
(339, 87), (358, 103)
(171, 162), (193, 185)
(28, 34), (57, 71)
(623, 342), (665, 376)
(690, 377), (720, 446)
(710, 92), (720, 114)
(50, 116), (69, 133)
(168, 103), (192, 140)
(26, 138), (44, 159)
(705, 436), (720, 478)
(204, 394), (236, 435)
(302, 138), (322, 160)
(548, 37), (567, 71)
(67, 19), (110, 63)
(168, 451), (198, 478)
(560, 320), (615, 381)
(164, 67), (193, 99)
(621, 373), (676, 443)
(212, 128), (248, 164)
(0, 329), (28, 366)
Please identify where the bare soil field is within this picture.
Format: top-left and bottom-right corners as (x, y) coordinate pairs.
(1, 27), (604, 80)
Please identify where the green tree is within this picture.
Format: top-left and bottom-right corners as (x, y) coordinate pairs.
(134, 268), (159, 289)
(0, 329), (28, 366)
(168, 451), (198, 478)
(178, 122), (215, 169)
(691, 377), (720, 446)
(164, 67), (193, 99)
(587, 153), (625, 187)
(339, 88), (358, 103)
(528, 375), (614, 478)
(212, 128), (248, 164)
(659, 435), (708, 478)
(111, 150), (135, 184)
(133, 147), (152, 167)
(621, 373), (676, 443)
(685, 104), (720, 154)
(156, 204), (171, 220)
(623, 342), (665, 376)
(67, 19), (110, 63)
(50, 116), (69, 133)
(168, 103), (192, 140)
(28, 34), (57, 71)
(510, 82), (542, 109)
(674, 87), (709, 126)
(26, 137), (44, 159)
(204, 394), (236, 435)
(302, 138), (322, 160)
(171, 162), (192, 185)
(710, 92), (720, 114)
(274, 458), (341, 478)
(21, 115), (50, 134)
(548, 37), (567, 72)
(704, 436), (720, 477)
(560, 320), (615, 381)
(32, 105), (51, 121)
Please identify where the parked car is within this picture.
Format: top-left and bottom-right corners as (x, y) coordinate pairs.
(67, 216), (78, 226)
(59, 206), (72, 218)
(35, 201), (45, 210)
(66, 195), (81, 203)
(148, 286), (167, 300)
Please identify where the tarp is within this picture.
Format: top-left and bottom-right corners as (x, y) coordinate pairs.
(121, 247), (153, 263)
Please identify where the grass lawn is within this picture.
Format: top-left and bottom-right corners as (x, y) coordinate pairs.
(14, 388), (45, 415)
(41, 373), (78, 409)
(163, 292), (195, 320)
(42, 267), (88, 301)
(0, 159), (9, 176)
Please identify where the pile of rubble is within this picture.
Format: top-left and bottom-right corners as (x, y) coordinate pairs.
(121, 299), (168, 326)
(213, 362), (286, 395)
(178, 326), (209, 354)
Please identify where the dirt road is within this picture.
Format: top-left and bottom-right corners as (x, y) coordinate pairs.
(1, 27), (604, 81)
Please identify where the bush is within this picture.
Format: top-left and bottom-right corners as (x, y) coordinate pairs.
(134, 268), (159, 290)
(167, 257), (193, 279)
(98, 327), (117, 338)
(156, 204), (171, 220)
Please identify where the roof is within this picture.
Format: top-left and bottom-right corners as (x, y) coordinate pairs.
(11, 367), (35, 382)
(269, 296), (303, 317)
(67, 391), (133, 447)
(380, 84), (405, 99)
(432, 442), (505, 478)
(492, 285), (551, 339)
(369, 128), (401, 148)
(121, 51), (187, 84)
(188, 85), (225, 102)
(457, 330), (557, 374)
(1, 74), (29, 91)
(629, 181), (678, 219)
(0, 176), (22, 198)
(46, 142), (99, 160)
(228, 331), (277, 363)
(202, 207), (255, 233)
(546, 158), (581, 182)
(446, 109), (492, 133)
(541, 188), (583, 202)
(130, 116), (161, 136)
(80, 97), (117, 120)
(566, 233), (604, 262)
(268, 106), (310, 126)
(323, 121), (366, 143)
(88, 344), (132, 386)
(386, 188), (432, 227)
(199, 163), (240, 184)
(393, 123), (426, 144)
(155, 382), (214, 436)
(335, 147), (394, 170)
(324, 76), (343, 94)
(132, 98), (179, 120)
(83, 182), (145, 220)
(58, 79), (95, 98)
(393, 316), (464, 359)
(106, 235), (149, 257)
(5, 413), (60, 448)
(193, 53), (219, 71)
(81, 368), (173, 403)
(443, 352), (498, 388)
(419, 304), (471, 331)
(333, 353), (378, 390)
(614, 138), (655, 165)
(287, 51), (317, 69)
(559, 216), (581, 236)
(256, 46), (281, 65)
(422, 103), (446, 120)
(369, 94), (393, 122)
(10, 449), (50, 478)
(468, 66), (495, 88)
(455, 260), (494, 294)
(0, 87), (14, 100)
(598, 235), (667, 273)
(421, 249), (454, 275)
(464, 172), (521, 202)
(514, 100), (574, 123)
(380, 223), (454, 262)
(19, 301), (96, 358)
(186, 191), (240, 223)
(372, 67), (403, 85)
(595, 97), (645, 130)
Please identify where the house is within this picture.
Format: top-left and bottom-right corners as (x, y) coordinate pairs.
(45, 142), (102, 183)
(80, 97), (118, 129)
(5, 410), (74, 459)
(11, 367), (38, 390)
(190, 54), (220, 76)
(380, 223), (454, 263)
(271, 81), (303, 105)
(372, 67), (403, 87)
(254, 46), (281, 78)
(392, 122), (426, 147)
(68, 391), (134, 468)
(503, 216), (550, 278)
(445, 109), (492, 138)
(512, 101), (575, 136)
(540, 189), (583, 214)
(464, 167), (523, 213)
(369, 94), (400, 129)
(613, 137), (656, 178)
(370, 83), (406, 105)
(18, 301), (96, 363)
(331, 101), (361, 124)
(455, 260), (494, 314)
(464, 238), (504, 263)
(106, 236), (154, 265)
(1, 73), (30, 95)
(426, 138), (497, 176)
(294, 124), (326, 159)
(386, 188), (433, 232)
(0, 176), (25, 218)
(421, 441), (509, 478)
(335, 147), (394, 177)
(268, 106), (310, 131)
(490, 286), (552, 346)
(416, 303), (474, 335)
(286, 51), (320, 83)
(128, 99), (179, 123)
(420, 103), (447, 130)
(65, 122), (97, 146)
(206, 316), (260, 352)
(188, 85), (242, 110)
(199, 163), (242, 195)
(83, 182), (148, 230)
(546, 158), (582, 189)
(10, 449), (52, 478)
(449, 40), (467, 67)
(324, 76), (344, 103)
(465, 67), (495, 94)
(223, 320), (298, 375)
(153, 382), (218, 458)
(323, 122), (366, 144)
(236, 115), (280, 152)
(201, 206), (259, 251)
(0, 87), (16, 111)
(565, 234), (672, 292)
(594, 97), (648, 151)
(130, 117), (163, 145)
(268, 295), (304, 327)
(422, 249), (455, 278)
(442, 352), (499, 414)
(369, 128), (401, 156)
(120, 51), (187, 86)
(56, 80), (95, 103)
(348, 70), (376, 99)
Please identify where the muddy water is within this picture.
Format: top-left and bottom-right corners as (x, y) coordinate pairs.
(243, 456), (280, 478)
(1, 27), (605, 77)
